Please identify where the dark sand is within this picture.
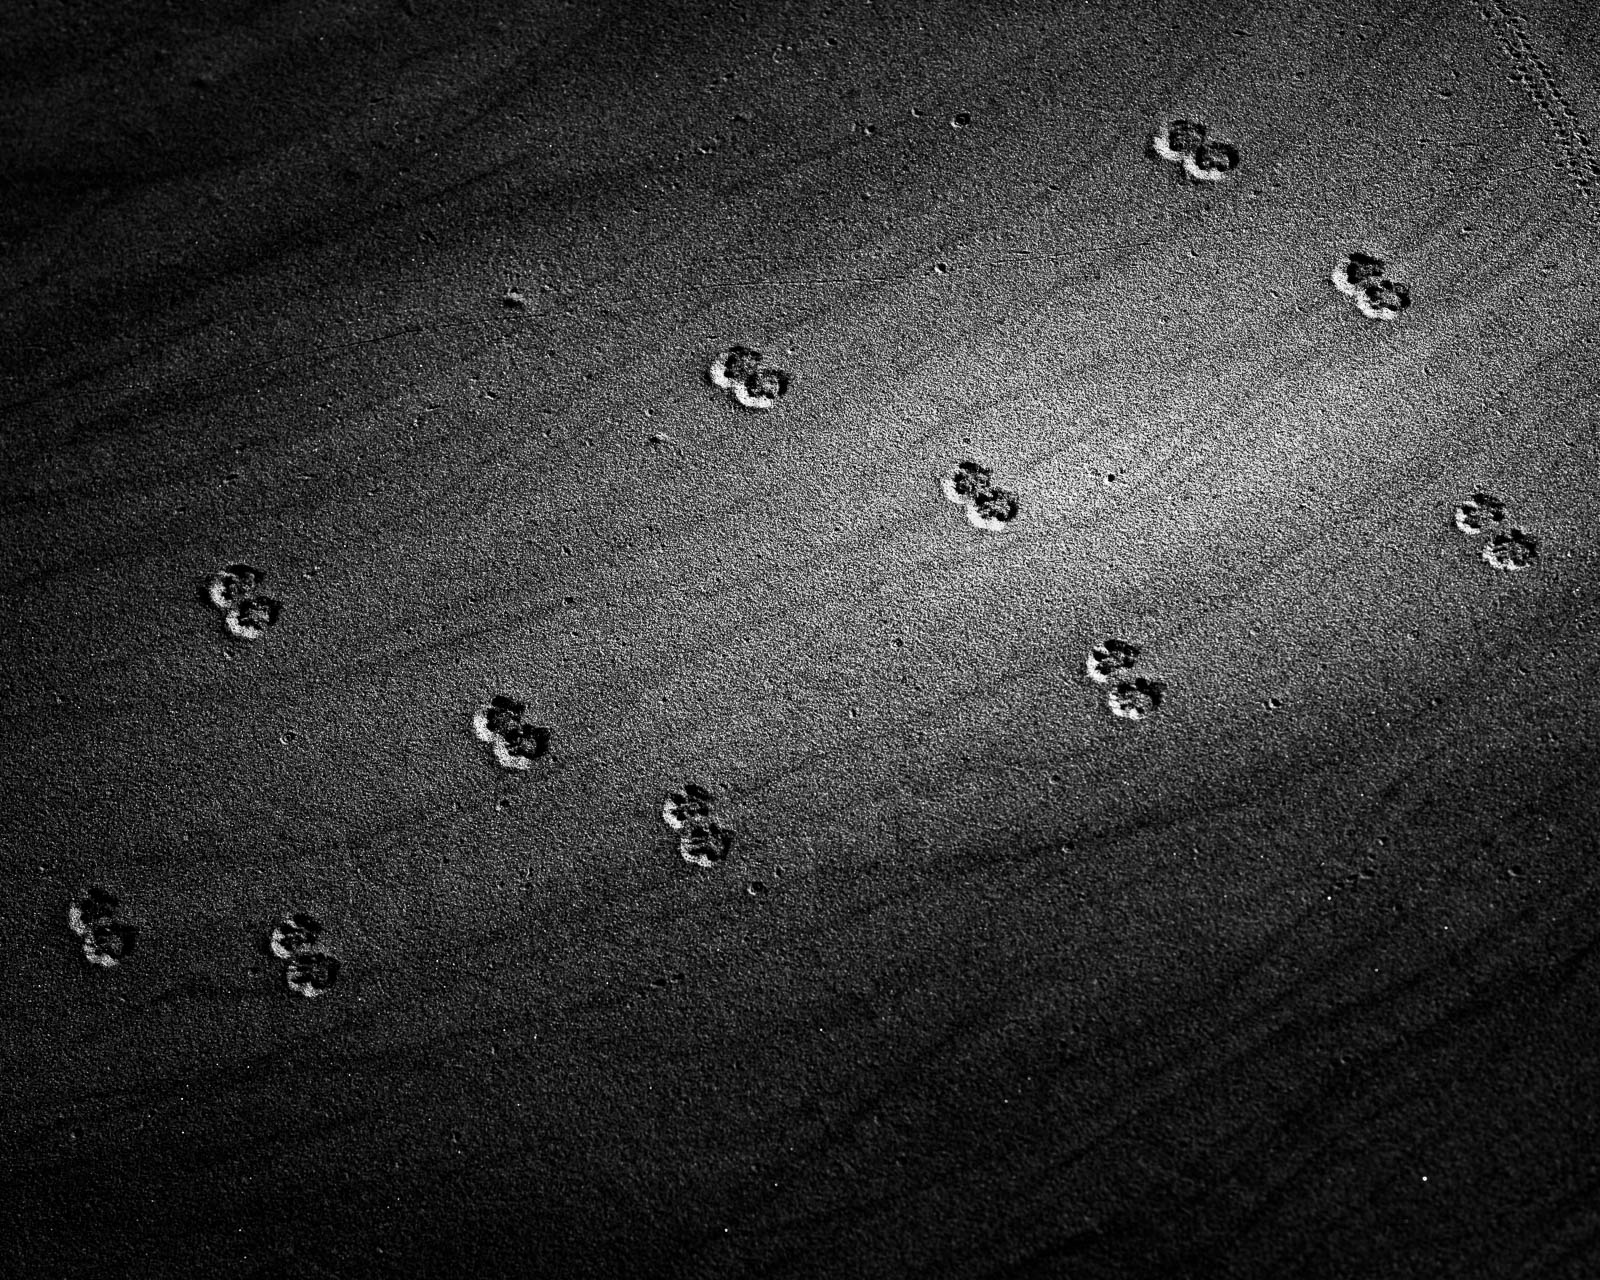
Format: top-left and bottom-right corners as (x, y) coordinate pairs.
(3, 0), (1599, 1275)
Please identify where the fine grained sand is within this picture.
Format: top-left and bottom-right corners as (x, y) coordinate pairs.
(2, 0), (1599, 1276)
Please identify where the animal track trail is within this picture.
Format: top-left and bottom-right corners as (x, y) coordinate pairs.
(1332, 252), (1411, 321)
(205, 563), (283, 641)
(67, 888), (139, 968)
(472, 696), (552, 771)
(708, 346), (789, 412)
(1478, 0), (1600, 201)
(1083, 639), (1165, 722)
(941, 460), (1019, 532)
(1452, 492), (1541, 572)
(1149, 119), (1241, 183)
(662, 783), (734, 867)
(268, 911), (340, 998)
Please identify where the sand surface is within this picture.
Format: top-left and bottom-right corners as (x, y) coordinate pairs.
(3, 0), (1599, 1275)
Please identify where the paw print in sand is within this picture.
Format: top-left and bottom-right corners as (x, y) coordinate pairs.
(1452, 492), (1540, 571)
(678, 822), (734, 868)
(67, 887), (139, 968)
(1106, 676), (1166, 721)
(1481, 529), (1540, 572)
(269, 912), (323, 960)
(662, 783), (718, 830)
(269, 911), (340, 998)
(285, 951), (341, 998)
(206, 563), (283, 641)
(941, 460), (1020, 532)
(1149, 119), (1241, 182)
(1086, 638), (1141, 684)
(709, 345), (790, 411)
(472, 695), (552, 771)
(662, 782), (734, 868)
(1454, 492), (1508, 535)
(1332, 252), (1412, 321)
(1084, 639), (1165, 722)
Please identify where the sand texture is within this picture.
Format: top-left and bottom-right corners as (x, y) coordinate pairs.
(3, 0), (1599, 1275)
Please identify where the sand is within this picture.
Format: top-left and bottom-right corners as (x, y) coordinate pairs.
(2, 0), (1599, 1275)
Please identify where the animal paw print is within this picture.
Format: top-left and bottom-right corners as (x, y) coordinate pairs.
(1149, 119), (1241, 182)
(1332, 252), (1412, 321)
(1086, 638), (1140, 685)
(941, 460), (1020, 531)
(1085, 639), (1165, 721)
(206, 563), (283, 641)
(662, 783), (734, 868)
(67, 887), (139, 968)
(1452, 492), (1540, 571)
(1454, 491), (1507, 535)
(709, 345), (790, 411)
(472, 695), (552, 770)
(1106, 676), (1166, 721)
(270, 912), (340, 998)
(1482, 529), (1540, 572)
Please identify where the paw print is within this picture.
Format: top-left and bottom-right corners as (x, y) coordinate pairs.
(1482, 529), (1540, 572)
(1453, 492), (1507, 535)
(1452, 492), (1540, 572)
(206, 563), (283, 641)
(678, 822), (734, 867)
(941, 460), (1020, 531)
(67, 887), (139, 968)
(709, 346), (790, 411)
(662, 782), (734, 867)
(472, 695), (552, 771)
(662, 783), (718, 829)
(1149, 119), (1241, 182)
(1084, 639), (1165, 722)
(269, 911), (340, 998)
(1332, 252), (1412, 321)
(285, 951), (341, 998)
(269, 912), (322, 959)
(1106, 676), (1166, 721)
(1086, 638), (1141, 684)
